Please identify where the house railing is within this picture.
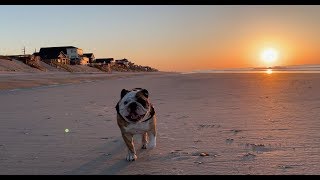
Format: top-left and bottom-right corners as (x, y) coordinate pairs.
(51, 61), (74, 72)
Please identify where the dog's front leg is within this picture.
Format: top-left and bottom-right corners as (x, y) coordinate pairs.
(148, 129), (157, 149)
(141, 132), (148, 149)
(122, 133), (137, 161)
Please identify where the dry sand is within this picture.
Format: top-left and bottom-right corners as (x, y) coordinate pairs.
(38, 61), (67, 72)
(0, 59), (41, 73)
(0, 58), (105, 73)
(0, 72), (320, 174)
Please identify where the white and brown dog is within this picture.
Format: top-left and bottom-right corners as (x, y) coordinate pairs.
(115, 88), (157, 161)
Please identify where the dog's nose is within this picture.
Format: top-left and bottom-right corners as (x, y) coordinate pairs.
(129, 102), (137, 111)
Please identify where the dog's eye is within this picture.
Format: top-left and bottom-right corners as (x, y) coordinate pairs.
(137, 98), (147, 108)
(124, 101), (128, 105)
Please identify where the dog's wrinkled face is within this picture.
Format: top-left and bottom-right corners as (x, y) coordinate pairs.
(117, 88), (151, 122)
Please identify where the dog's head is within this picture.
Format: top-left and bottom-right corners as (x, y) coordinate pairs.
(116, 88), (154, 122)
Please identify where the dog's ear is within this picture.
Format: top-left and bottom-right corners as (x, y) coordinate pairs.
(141, 89), (149, 98)
(150, 104), (155, 116)
(115, 102), (119, 113)
(121, 89), (130, 99)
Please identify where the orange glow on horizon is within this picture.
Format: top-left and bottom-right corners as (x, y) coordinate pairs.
(108, 15), (320, 72)
(135, 27), (320, 72)
(266, 69), (273, 74)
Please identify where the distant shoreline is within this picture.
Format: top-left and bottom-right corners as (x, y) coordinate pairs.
(182, 70), (320, 74)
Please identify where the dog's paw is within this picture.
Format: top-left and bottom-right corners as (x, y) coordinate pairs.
(147, 136), (156, 149)
(142, 144), (147, 149)
(126, 153), (137, 161)
(147, 142), (156, 149)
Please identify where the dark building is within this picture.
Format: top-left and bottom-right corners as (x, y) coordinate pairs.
(95, 58), (114, 64)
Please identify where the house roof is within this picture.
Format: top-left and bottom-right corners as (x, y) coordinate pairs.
(39, 49), (67, 59)
(81, 55), (89, 58)
(39, 46), (78, 55)
(96, 58), (114, 60)
(39, 46), (80, 59)
(95, 58), (114, 63)
(115, 58), (129, 62)
(41, 46), (77, 49)
(83, 53), (94, 58)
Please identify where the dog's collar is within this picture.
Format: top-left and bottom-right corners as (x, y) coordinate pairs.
(141, 113), (154, 122)
(142, 105), (155, 122)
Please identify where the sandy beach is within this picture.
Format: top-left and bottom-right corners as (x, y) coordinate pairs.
(0, 72), (320, 175)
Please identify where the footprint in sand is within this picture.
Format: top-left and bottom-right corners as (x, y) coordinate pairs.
(277, 165), (296, 170)
(198, 124), (216, 130)
(245, 143), (272, 152)
(241, 153), (256, 161)
(231, 129), (243, 135)
(177, 115), (189, 119)
(226, 138), (234, 144)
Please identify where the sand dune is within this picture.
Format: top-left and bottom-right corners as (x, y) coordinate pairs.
(0, 58), (107, 73)
(0, 72), (320, 174)
(0, 59), (41, 73)
(37, 61), (67, 72)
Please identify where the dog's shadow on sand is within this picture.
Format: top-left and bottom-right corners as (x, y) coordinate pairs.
(66, 136), (146, 175)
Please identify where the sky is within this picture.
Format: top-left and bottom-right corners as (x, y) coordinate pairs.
(1, 5), (320, 72)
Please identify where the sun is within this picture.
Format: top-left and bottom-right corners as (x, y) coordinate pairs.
(261, 48), (278, 64)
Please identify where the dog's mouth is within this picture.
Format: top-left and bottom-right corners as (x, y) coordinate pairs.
(126, 113), (145, 121)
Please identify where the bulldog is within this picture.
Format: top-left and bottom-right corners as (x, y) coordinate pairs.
(115, 88), (157, 161)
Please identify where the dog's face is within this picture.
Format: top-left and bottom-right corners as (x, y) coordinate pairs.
(116, 88), (151, 122)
